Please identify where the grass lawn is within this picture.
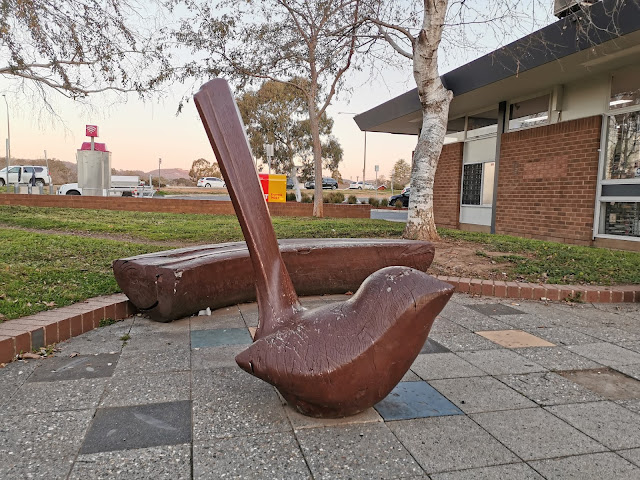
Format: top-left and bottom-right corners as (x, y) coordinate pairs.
(1, 205), (639, 321)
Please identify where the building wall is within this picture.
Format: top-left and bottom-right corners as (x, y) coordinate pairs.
(495, 116), (602, 245)
(560, 73), (609, 122)
(434, 142), (463, 229)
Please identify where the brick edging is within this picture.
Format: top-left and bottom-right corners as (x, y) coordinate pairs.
(434, 276), (640, 304)
(1, 279), (638, 364)
(0, 294), (137, 364)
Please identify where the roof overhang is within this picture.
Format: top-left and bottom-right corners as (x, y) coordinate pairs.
(354, 0), (640, 135)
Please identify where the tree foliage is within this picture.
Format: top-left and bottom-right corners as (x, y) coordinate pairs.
(236, 79), (343, 177)
(170, 0), (364, 217)
(188, 158), (221, 182)
(0, 0), (168, 108)
(390, 159), (411, 188)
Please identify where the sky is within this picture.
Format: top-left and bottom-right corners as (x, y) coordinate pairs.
(0, 2), (554, 183)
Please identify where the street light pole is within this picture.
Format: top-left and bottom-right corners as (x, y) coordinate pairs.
(2, 95), (9, 188)
(158, 158), (162, 188)
(338, 111), (367, 185)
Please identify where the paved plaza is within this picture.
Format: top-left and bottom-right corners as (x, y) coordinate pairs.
(1, 294), (640, 479)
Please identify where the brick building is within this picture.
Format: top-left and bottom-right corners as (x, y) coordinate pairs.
(355, 0), (640, 251)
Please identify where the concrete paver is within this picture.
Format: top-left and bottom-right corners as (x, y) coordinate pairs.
(2, 293), (640, 478)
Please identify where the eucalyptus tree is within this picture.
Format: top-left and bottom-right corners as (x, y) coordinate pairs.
(237, 79), (343, 178)
(0, 0), (169, 110)
(170, 0), (364, 217)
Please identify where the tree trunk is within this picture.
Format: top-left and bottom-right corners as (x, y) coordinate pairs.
(404, 0), (452, 241)
(308, 98), (325, 218)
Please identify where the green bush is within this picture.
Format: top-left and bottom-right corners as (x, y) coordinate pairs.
(368, 197), (380, 207)
(323, 192), (345, 204)
(380, 198), (389, 207)
(301, 193), (312, 203)
(286, 192), (297, 202)
(347, 195), (357, 204)
(394, 199), (404, 209)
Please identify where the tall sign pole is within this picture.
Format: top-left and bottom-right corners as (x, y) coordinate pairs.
(158, 158), (162, 188)
(3, 95), (10, 189)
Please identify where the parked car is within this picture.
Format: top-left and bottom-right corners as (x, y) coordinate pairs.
(349, 181), (375, 190)
(389, 190), (410, 208)
(286, 177), (295, 189)
(0, 165), (52, 186)
(197, 177), (226, 188)
(304, 177), (339, 189)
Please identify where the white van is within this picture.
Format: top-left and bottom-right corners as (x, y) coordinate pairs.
(0, 166), (52, 186)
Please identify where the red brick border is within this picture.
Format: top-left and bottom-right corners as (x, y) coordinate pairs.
(0, 294), (137, 364)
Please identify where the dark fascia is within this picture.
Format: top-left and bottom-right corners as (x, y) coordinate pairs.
(354, 0), (640, 131)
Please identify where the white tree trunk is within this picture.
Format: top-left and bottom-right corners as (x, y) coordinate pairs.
(308, 97), (325, 218)
(405, 0), (452, 240)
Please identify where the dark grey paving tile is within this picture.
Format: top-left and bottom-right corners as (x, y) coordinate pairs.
(618, 448), (640, 468)
(498, 371), (604, 406)
(420, 338), (450, 354)
(1, 378), (107, 415)
(567, 343), (640, 367)
(411, 352), (486, 380)
(100, 371), (190, 408)
(27, 353), (120, 382)
(194, 432), (310, 479)
(191, 328), (252, 348)
(471, 408), (606, 461)
(521, 327), (599, 346)
(191, 344), (247, 369)
(429, 332), (503, 352)
(529, 452), (640, 479)
(374, 381), (463, 420)
(0, 409), (94, 479)
(547, 401), (640, 450)
(514, 346), (602, 371)
(439, 303), (512, 331)
(466, 304), (525, 316)
(70, 444), (191, 479)
(559, 367), (640, 400)
(430, 463), (543, 480)
(388, 416), (518, 474)
(458, 349), (546, 375)
(81, 401), (192, 454)
(296, 423), (423, 479)
(430, 376), (536, 414)
(115, 345), (190, 375)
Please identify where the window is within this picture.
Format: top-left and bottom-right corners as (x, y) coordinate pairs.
(508, 95), (550, 130)
(603, 112), (640, 180)
(467, 109), (498, 139)
(603, 202), (640, 237)
(610, 66), (640, 111)
(462, 163), (482, 205)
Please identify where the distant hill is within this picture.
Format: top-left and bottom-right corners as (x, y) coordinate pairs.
(145, 168), (190, 181)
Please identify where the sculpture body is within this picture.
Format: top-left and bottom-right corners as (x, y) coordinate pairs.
(194, 79), (453, 417)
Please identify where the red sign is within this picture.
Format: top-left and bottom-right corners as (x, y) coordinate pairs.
(86, 125), (99, 137)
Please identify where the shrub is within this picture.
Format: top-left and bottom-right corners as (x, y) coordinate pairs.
(301, 193), (312, 203)
(347, 195), (357, 204)
(380, 198), (388, 207)
(323, 192), (345, 204)
(286, 192), (297, 202)
(368, 197), (380, 207)
(394, 199), (404, 209)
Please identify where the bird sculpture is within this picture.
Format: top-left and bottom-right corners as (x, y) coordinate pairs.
(194, 79), (453, 418)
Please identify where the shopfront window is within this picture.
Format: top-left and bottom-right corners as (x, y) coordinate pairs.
(610, 66), (640, 110)
(508, 95), (550, 130)
(603, 112), (640, 180)
(603, 202), (640, 237)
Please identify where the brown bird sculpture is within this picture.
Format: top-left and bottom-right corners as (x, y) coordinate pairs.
(194, 79), (454, 418)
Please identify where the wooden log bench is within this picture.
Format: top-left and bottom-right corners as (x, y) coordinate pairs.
(113, 238), (435, 322)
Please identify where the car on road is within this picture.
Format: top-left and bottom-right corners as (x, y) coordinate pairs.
(0, 165), (52, 186)
(304, 177), (339, 189)
(197, 177), (226, 188)
(389, 190), (410, 208)
(349, 181), (375, 190)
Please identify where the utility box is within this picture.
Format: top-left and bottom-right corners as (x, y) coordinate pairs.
(77, 125), (111, 196)
(259, 174), (286, 203)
